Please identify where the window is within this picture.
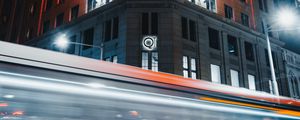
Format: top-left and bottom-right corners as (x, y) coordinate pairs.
(189, 20), (196, 42)
(142, 52), (158, 71)
(70, 5), (79, 21)
(87, 0), (96, 12)
(83, 28), (94, 50)
(241, 13), (249, 27)
(58, 0), (64, 4)
(211, 64), (221, 84)
(181, 17), (197, 41)
(244, 41), (254, 61)
(142, 13), (158, 35)
(258, 0), (263, 10)
(265, 50), (277, 68)
(2, 0), (12, 23)
(66, 35), (76, 54)
(183, 56), (189, 78)
(224, 4), (233, 19)
(190, 58), (197, 79)
(142, 13), (149, 35)
(104, 17), (119, 41)
(104, 20), (112, 41)
(263, 0), (268, 12)
(208, 27), (220, 50)
(151, 13), (158, 35)
(230, 69), (239, 87)
(112, 17), (119, 39)
(190, 0), (216, 12)
(182, 56), (197, 79)
(43, 20), (50, 33)
(248, 74), (256, 90)
(46, 0), (52, 11)
(151, 52), (158, 72)
(228, 35), (238, 56)
(56, 13), (64, 27)
(142, 52), (149, 70)
(181, 17), (188, 39)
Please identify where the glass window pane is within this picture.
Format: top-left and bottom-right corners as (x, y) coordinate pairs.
(210, 64), (221, 84)
(142, 52), (148, 70)
(183, 56), (188, 69)
(183, 70), (189, 78)
(191, 72), (197, 79)
(190, 58), (196, 71)
(230, 69), (239, 87)
(248, 74), (256, 90)
(151, 52), (158, 72)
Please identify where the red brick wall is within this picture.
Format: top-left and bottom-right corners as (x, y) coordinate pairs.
(216, 0), (255, 29)
(40, 0), (87, 34)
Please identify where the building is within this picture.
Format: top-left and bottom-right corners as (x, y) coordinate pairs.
(282, 49), (300, 99)
(0, 0), (110, 43)
(25, 0), (297, 97)
(0, 0), (43, 43)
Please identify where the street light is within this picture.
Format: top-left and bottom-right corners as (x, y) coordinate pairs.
(262, 8), (298, 96)
(53, 34), (104, 60)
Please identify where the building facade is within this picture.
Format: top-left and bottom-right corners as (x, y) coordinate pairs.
(0, 0), (43, 43)
(25, 0), (296, 97)
(283, 49), (300, 99)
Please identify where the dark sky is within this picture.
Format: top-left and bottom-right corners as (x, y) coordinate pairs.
(280, 30), (300, 54)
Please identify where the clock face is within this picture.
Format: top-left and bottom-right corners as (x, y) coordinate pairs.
(142, 36), (157, 51)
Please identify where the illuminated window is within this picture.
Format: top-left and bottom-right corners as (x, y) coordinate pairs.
(142, 52), (158, 71)
(190, 58), (197, 79)
(210, 64), (221, 84)
(230, 69), (239, 87)
(183, 56), (189, 78)
(189, 0), (216, 12)
(183, 56), (197, 79)
(142, 52), (149, 70)
(151, 52), (158, 72)
(248, 74), (256, 90)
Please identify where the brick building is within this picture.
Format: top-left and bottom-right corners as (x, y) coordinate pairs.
(0, 0), (43, 43)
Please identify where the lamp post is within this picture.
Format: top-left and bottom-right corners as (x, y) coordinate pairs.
(262, 8), (297, 96)
(54, 34), (104, 60)
(262, 18), (279, 96)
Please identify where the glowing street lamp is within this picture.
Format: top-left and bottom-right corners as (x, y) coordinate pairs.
(262, 8), (298, 96)
(53, 34), (104, 60)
